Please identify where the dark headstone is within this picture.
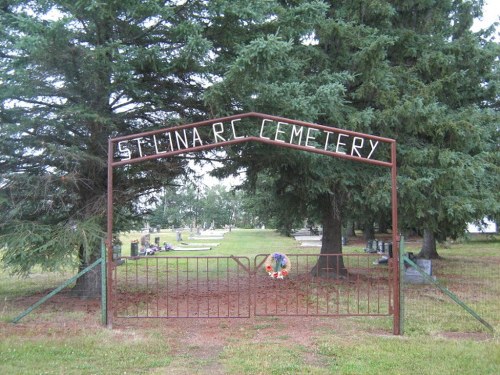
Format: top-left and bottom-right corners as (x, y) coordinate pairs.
(130, 241), (139, 257)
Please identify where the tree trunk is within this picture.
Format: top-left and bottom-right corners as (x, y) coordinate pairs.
(418, 228), (440, 259)
(377, 214), (390, 234)
(363, 222), (375, 241)
(346, 220), (356, 237)
(71, 244), (102, 298)
(311, 195), (347, 278)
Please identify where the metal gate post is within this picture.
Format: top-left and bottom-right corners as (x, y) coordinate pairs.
(106, 138), (114, 328)
(391, 142), (400, 335)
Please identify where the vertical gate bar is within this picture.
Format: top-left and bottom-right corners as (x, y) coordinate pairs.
(306, 255), (310, 315)
(248, 257), (251, 317)
(135, 257), (139, 317)
(206, 258), (210, 317)
(255, 256), (258, 316)
(112, 263), (116, 316)
(286, 271), (290, 315)
(388, 256), (393, 314)
(346, 268), (350, 314)
(156, 257), (159, 317)
(165, 258), (169, 317)
(377, 266), (381, 313)
(295, 256), (299, 315)
(226, 258), (230, 317)
(276, 260), (280, 315)
(261, 258), (269, 315)
(236, 257), (240, 316)
(146, 257), (149, 317)
(376, 265), (380, 314)
(336, 282), (340, 314)
(372, 256), (376, 313)
(217, 258), (220, 317)
(186, 257), (189, 317)
(367, 256), (371, 314)
(335, 255), (340, 314)
(245, 257), (248, 317)
(126, 258), (129, 317)
(175, 258), (179, 317)
(326, 271), (331, 314)
(123, 259), (127, 317)
(356, 270), (360, 314)
(316, 258), (320, 314)
(196, 258), (199, 317)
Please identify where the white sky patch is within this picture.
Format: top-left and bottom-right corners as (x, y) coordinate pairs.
(301, 32), (318, 46)
(472, 1), (500, 32)
(188, 157), (244, 189)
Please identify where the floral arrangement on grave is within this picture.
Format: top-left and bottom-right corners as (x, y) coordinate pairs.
(264, 252), (291, 279)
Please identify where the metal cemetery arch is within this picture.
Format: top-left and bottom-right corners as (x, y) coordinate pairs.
(106, 112), (400, 333)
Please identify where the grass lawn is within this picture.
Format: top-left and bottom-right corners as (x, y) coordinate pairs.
(1, 229), (499, 374)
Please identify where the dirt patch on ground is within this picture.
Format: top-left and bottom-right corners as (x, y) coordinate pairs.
(2, 287), (363, 341)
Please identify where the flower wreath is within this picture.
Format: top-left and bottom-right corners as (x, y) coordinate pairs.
(264, 252), (291, 279)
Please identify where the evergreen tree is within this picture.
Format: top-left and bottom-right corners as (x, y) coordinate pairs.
(206, 0), (499, 264)
(1, 0), (497, 297)
(0, 0), (213, 295)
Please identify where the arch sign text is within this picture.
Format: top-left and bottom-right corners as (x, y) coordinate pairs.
(110, 112), (393, 167)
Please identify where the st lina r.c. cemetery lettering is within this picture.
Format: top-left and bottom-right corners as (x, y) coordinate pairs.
(115, 117), (385, 163)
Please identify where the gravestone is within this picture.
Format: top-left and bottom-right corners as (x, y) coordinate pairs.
(140, 234), (150, 246)
(130, 241), (139, 257)
(404, 259), (434, 284)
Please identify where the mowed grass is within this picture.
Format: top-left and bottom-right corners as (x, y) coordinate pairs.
(118, 227), (299, 257)
(221, 334), (499, 374)
(0, 331), (172, 375)
(1, 229), (499, 374)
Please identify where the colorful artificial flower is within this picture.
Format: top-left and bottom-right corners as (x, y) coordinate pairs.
(264, 252), (291, 279)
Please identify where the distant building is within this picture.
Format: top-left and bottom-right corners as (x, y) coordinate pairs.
(466, 218), (497, 234)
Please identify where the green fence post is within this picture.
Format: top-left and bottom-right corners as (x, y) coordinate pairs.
(399, 236), (405, 335)
(101, 239), (107, 326)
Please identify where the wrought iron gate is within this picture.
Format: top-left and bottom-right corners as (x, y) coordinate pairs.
(112, 253), (392, 319)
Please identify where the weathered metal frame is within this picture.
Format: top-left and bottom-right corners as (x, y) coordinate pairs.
(112, 252), (391, 319)
(113, 255), (252, 319)
(253, 253), (392, 317)
(106, 112), (400, 333)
